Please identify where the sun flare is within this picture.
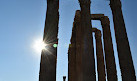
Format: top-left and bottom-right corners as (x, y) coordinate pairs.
(33, 39), (47, 53)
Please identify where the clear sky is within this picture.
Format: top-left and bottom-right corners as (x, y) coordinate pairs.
(0, 0), (137, 81)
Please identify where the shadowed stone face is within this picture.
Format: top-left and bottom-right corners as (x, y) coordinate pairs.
(78, 0), (96, 81)
(68, 11), (118, 81)
(91, 14), (118, 81)
(92, 28), (106, 81)
(68, 18), (76, 81)
(68, 9), (96, 81)
(110, 0), (136, 81)
(91, 14), (104, 20)
(39, 0), (59, 81)
(101, 16), (118, 81)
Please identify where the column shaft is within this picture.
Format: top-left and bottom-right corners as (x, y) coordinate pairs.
(75, 10), (83, 81)
(110, 0), (136, 81)
(68, 20), (76, 81)
(94, 29), (106, 81)
(39, 0), (59, 81)
(78, 0), (96, 81)
(101, 16), (118, 81)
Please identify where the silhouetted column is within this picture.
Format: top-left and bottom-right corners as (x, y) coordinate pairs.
(39, 0), (59, 81)
(101, 16), (118, 81)
(73, 10), (83, 81)
(78, 0), (96, 81)
(93, 28), (106, 81)
(68, 19), (76, 81)
(63, 76), (66, 81)
(110, 0), (136, 81)
(75, 10), (82, 81)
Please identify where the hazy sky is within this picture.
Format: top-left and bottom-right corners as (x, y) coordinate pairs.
(0, 0), (137, 81)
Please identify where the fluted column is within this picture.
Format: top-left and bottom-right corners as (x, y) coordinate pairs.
(78, 0), (96, 81)
(93, 28), (106, 81)
(101, 16), (118, 81)
(110, 0), (136, 81)
(39, 0), (59, 81)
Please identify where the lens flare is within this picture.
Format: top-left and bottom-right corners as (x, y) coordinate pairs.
(33, 39), (47, 53)
(53, 44), (58, 48)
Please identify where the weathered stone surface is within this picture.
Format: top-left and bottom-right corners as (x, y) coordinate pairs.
(39, 0), (59, 81)
(78, 0), (96, 80)
(110, 0), (136, 81)
(92, 28), (106, 81)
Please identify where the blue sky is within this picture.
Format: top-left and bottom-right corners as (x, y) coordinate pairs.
(0, 0), (137, 81)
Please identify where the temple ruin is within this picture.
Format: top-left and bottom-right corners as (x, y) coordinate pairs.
(91, 14), (118, 81)
(110, 0), (136, 81)
(39, 0), (136, 81)
(39, 0), (59, 81)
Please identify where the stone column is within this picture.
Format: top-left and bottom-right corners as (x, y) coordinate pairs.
(68, 19), (76, 81)
(78, 0), (96, 81)
(39, 0), (59, 81)
(93, 28), (106, 81)
(63, 76), (66, 81)
(101, 16), (118, 81)
(110, 0), (136, 81)
(75, 10), (82, 81)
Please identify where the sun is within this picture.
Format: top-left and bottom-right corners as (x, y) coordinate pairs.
(33, 39), (47, 53)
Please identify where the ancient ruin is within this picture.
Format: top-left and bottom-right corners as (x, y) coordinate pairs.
(91, 14), (118, 81)
(93, 28), (106, 81)
(39, 0), (59, 81)
(78, 0), (96, 81)
(110, 0), (136, 81)
(68, 11), (118, 81)
(39, 0), (136, 81)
